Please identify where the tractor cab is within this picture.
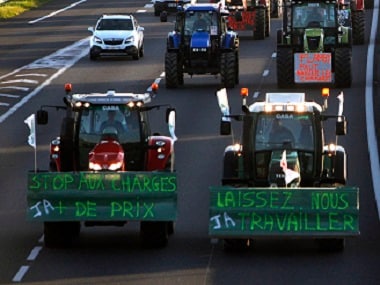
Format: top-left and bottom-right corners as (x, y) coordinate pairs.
(217, 87), (347, 187)
(37, 84), (176, 173)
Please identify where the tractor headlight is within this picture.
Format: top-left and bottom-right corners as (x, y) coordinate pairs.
(108, 161), (123, 171)
(89, 162), (102, 171)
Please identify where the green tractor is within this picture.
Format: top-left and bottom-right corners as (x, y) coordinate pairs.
(276, 0), (352, 88)
(209, 88), (359, 251)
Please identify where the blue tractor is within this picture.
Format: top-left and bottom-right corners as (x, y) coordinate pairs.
(165, 3), (240, 88)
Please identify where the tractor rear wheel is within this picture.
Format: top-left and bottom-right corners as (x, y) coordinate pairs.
(317, 238), (345, 252)
(254, 8), (266, 40)
(352, 10), (365, 45)
(165, 52), (180, 88)
(221, 52), (236, 88)
(334, 47), (352, 88)
(140, 221), (169, 248)
(44, 222), (80, 248)
(276, 47), (294, 88)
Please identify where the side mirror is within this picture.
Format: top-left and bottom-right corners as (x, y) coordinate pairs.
(166, 108), (177, 141)
(36, 110), (48, 125)
(88, 27), (94, 33)
(336, 119), (347, 136)
(220, 120), (231, 135)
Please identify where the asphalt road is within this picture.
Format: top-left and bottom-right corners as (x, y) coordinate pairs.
(0, 0), (379, 284)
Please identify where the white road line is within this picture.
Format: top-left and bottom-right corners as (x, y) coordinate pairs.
(0, 37), (89, 124)
(15, 73), (47, 78)
(27, 246), (43, 261)
(1, 79), (38, 84)
(366, 1), (380, 219)
(0, 93), (19, 98)
(28, 0), (87, 24)
(12, 265), (29, 282)
(0, 86), (29, 91)
(253, 91), (260, 98)
(262, 70), (269, 77)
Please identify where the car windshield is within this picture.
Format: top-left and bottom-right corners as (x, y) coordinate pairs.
(255, 113), (315, 151)
(78, 105), (141, 144)
(96, 19), (133, 31)
(292, 2), (336, 28)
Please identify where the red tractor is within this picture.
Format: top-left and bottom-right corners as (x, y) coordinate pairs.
(27, 84), (178, 248)
(211, 0), (271, 39)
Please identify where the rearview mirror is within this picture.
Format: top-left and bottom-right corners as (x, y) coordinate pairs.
(220, 120), (231, 135)
(36, 110), (48, 125)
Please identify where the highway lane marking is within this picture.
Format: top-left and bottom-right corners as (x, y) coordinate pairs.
(0, 86), (29, 91)
(12, 265), (29, 282)
(1, 79), (39, 84)
(0, 93), (19, 98)
(27, 246), (43, 261)
(28, 0), (87, 24)
(0, 37), (89, 123)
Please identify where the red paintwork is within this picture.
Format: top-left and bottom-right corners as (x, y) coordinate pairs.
(88, 139), (125, 171)
(146, 136), (173, 171)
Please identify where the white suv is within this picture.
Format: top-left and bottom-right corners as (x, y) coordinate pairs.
(88, 15), (144, 60)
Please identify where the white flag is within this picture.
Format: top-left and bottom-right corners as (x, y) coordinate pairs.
(280, 150), (300, 185)
(24, 114), (36, 149)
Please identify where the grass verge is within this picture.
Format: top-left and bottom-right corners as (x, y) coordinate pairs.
(0, 0), (51, 19)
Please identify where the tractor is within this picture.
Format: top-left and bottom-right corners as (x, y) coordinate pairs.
(220, 0), (271, 40)
(276, 0), (352, 88)
(165, 3), (240, 88)
(27, 84), (178, 248)
(209, 87), (359, 251)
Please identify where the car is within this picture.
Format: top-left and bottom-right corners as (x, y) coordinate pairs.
(88, 14), (144, 60)
(153, 0), (191, 21)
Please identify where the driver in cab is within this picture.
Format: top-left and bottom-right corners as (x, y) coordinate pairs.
(100, 110), (125, 134)
(269, 118), (295, 146)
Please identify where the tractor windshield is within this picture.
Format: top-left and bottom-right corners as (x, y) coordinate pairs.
(255, 113), (315, 151)
(292, 2), (336, 28)
(184, 10), (218, 35)
(78, 105), (141, 145)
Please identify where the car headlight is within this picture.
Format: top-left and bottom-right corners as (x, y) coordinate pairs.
(124, 35), (134, 44)
(94, 36), (102, 44)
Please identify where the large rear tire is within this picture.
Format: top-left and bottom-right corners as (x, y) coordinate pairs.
(165, 52), (180, 88)
(352, 10), (365, 45)
(221, 52), (236, 88)
(222, 151), (249, 251)
(44, 222), (80, 248)
(317, 238), (345, 252)
(276, 47), (294, 88)
(334, 47), (352, 88)
(140, 221), (169, 248)
(254, 8), (266, 40)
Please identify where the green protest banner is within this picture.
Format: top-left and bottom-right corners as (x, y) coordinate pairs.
(27, 172), (177, 222)
(209, 186), (359, 237)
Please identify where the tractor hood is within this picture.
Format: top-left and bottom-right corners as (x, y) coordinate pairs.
(304, 28), (324, 52)
(88, 139), (125, 171)
(190, 31), (211, 48)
